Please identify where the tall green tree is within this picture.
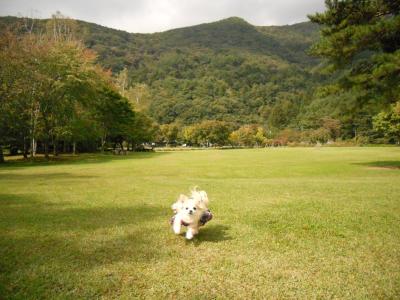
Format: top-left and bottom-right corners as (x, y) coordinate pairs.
(309, 0), (400, 104)
(93, 87), (135, 151)
(128, 112), (158, 148)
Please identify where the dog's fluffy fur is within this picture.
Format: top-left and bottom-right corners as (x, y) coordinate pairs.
(171, 189), (209, 239)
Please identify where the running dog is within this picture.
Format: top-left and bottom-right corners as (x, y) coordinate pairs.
(170, 189), (212, 239)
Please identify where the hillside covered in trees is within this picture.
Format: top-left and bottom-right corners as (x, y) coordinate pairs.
(1, 2), (399, 156)
(0, 16), (323, 127)
(86, 17), (324, 128)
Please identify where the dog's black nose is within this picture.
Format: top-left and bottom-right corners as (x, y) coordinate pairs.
(189, 210), (193, 214)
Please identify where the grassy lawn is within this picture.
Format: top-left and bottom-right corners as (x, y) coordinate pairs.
(1, 147), (399, 299)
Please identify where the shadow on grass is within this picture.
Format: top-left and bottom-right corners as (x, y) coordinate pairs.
(191, 224), (232, 246)
(1, 195), (165, 232)
(355, 160), (400, 170)
(0, 193), (168, 277)
(0, 151), (170, 170)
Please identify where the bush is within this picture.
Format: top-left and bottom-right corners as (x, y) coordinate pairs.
(229, 125), (266, 147)
(309, 128), (330, 144)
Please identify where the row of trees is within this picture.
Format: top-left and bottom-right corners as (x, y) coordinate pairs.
(0, 14), (157, 162)
(155, 117), (347, 147)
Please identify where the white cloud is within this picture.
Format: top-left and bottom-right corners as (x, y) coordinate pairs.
(0, 0), (326, 33)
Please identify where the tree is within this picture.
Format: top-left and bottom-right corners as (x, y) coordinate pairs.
(0, 30), (38, 160)
(308, 128), (331, 144)
(158, 124), (179, 145)
(268, 97), (299, 129)
(128, 112), (158, 148)
(93, 87), (135, 151)
(179, 126), (195, 145)
(126, 83), (152, 111)
(309, 0), (400, 104)
(115, 67), (129, 97)
(321, 117), (341, 141)
(0, 13), (102, 159)
(189, 121), (232, 146)
(63, 103), (100, 154)
(35, 38), (98, 158)
(275, 128), (302, 145)
(229, 125), (266, 147)
(373, 101), (400, 143)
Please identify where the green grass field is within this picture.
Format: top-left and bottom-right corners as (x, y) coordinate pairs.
(1, 147), (399, 299)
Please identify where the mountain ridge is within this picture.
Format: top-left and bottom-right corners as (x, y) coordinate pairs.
(0, 15), (314, 34)
(0, 15), (322, 126)
(0, 15), (320, 70)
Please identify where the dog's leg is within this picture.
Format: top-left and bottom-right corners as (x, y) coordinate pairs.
(173, 216), (182, 235)
(186, 227), (194, 239)
(186, 225), (199, 240)
(192, 227), (199, 236)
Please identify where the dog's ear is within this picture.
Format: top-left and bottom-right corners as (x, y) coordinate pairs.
(178, 194), (188, 202)
(172, 194), (188, 211)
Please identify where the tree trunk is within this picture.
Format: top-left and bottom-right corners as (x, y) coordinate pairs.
(30, 137), (34, 158)
(53, 140), (58, 156)
(23, 139), (28, 159)
(31, 137), (36, 158)
(44, 140), (49, 159)
(30, 99), (39, 159)
(33, 139), (37, 156)
(63, 141), (67, 153)
(0, 146), (4, 163)
(72, 141), (76, 155)
(101, 135), (106, 153)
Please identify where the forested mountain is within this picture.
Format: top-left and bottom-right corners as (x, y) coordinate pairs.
(0, 16), (323, 126)
(77, 16), (323, 127)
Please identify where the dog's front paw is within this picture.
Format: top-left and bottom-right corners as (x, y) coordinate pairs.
(186, 228), (194, 239)
(173, 227), (181, 235)
(173, 222), (181, 235)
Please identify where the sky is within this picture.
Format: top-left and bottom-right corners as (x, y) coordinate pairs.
(0, 0), (326, 33)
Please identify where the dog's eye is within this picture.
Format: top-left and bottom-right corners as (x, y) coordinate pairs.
(185, 207), (188, 210)
(193, 207), (196, 210)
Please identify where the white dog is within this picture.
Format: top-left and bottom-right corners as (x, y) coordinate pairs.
(171, 190), (212, 239)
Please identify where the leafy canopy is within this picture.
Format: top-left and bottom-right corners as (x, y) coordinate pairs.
(309, 0), (400, 103)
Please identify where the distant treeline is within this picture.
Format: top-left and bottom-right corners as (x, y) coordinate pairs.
(156, 119), (339, 147)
